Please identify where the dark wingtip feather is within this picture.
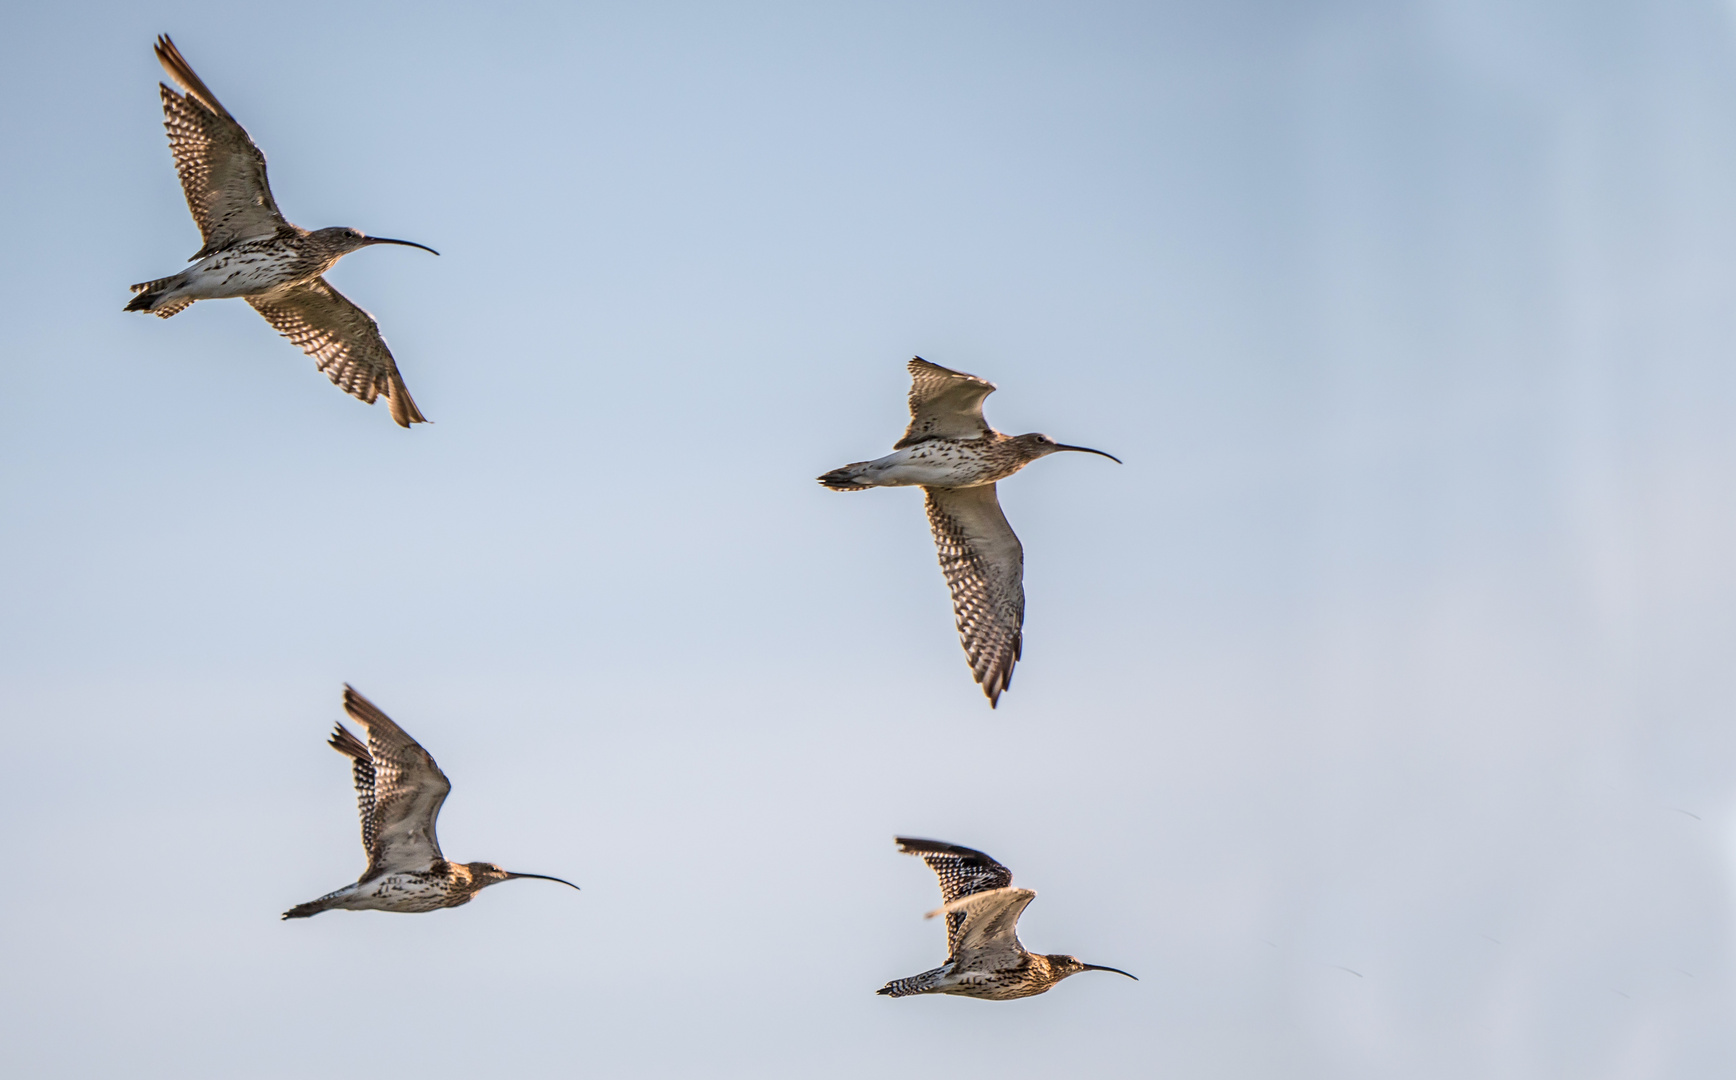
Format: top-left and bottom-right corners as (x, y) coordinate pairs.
(341, 685), (393, 728)
(152, 34), (231, 119)
(387, 372), (427, 427)
(893, 837), (996, 863)
(327, 722), (369, 761)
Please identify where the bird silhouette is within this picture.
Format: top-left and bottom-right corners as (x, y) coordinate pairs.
(820, 358), (1119, 706)
(878, 837), (1136, 999)
(128, 35), (436, 427)
(283, 686), (578, 919)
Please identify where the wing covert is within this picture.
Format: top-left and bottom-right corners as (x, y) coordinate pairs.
(922, 485), (1025, 706)
(931, 887), (1037, 956)
(341, 686), (451, 876)
(247, 278), (427, 426)
(895, 358), (995, 448)
(153, 35), (290, 257)
(895, 837), (1015, 957)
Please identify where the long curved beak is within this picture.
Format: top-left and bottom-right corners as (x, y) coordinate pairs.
(504, 872), (581, 890)
(1055, 444), (1122, 464)
(1081, 963), (1138, 980)
(362, 236), (440, 256)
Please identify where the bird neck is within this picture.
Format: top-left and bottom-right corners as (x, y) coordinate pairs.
(289, 231), (356, 273)
(1038, 954), (1075, 981)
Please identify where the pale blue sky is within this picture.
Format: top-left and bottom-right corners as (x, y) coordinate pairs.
(3, 1), (1736, 1077)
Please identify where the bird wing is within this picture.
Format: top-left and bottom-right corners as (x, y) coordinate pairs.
(895, 837), (1015, 956)
(247, 278), (427, 427)
(928, 887), (1037, 956)
(326, 722), (379, 855)
(895, 358), (996, 448)
(340, 686), (451, 876)
(153, 35), (291, 258)
(922, 485), (1025, 706)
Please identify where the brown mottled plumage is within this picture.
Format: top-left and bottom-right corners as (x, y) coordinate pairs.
(877, 837), (1136, 1000)
(127, 35), (435, 427)
(283, 686), (578, 919)
(819, 358), (1120, 706)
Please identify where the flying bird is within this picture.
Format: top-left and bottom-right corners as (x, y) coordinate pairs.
(819, 358), (1119, 706)
(878, 837), (1136, 999)
(283, 686), (578, 919)
(128, 35), (436, 427)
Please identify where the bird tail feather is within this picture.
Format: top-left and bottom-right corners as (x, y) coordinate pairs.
(818, 462), (874, 490)
(877, 966), (948, 997)
(126, 276), (193, 318)
(281, 897), (335, 920)
(282, 882), (358, 920)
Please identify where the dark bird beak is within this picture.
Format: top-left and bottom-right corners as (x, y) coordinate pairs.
(362, 236), (441, 256)
(1081, 964), (1138, 980)
(1054, 444), (1122, 464)
(504, 872), (581, 890)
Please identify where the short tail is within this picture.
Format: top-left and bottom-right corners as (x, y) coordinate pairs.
(876, 967), (946, 997)
(126, 276), (193, 318)
(818, 462), (873, 490)
(281, 899), (331, 920)
(282, 884), (351, 920)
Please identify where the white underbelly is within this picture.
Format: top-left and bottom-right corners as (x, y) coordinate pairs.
(179, 251), (304, 299)
(335, 874), (448, 911)
(861, 448), (993, 487)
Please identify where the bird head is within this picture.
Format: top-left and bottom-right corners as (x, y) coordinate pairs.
(310, 226), (440, 257)
(466, 862), (514, 886)
(465, 862), (581, 893)
(1013, 433), (1122, 464)
(1045, 954), (1139, 982)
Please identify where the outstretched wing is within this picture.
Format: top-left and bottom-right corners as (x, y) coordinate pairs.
(247, 278), (427, 427)
(326, 722), (378, 855)
(153, 35), (291, 258)
(895, 837), (1014, 957)
(928, 886), (1037, 956)
(895, 358), (995, 448)
(922, 485), (1024, 706)
(340, 685), (451, 876)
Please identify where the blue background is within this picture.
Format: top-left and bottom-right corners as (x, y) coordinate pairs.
(2, 2), (1734, 1076)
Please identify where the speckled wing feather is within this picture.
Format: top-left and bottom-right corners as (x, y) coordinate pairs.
(153, 35), (291, 259)
(922, 484), (1024, 706)
(341, 686), (450, 876)
(326, 722), (378, 856)
(895, 358), (996, 448)
(247, 278), (427, 427)
(895, 838), (1015, 956)
(931, 887), (1037, 956)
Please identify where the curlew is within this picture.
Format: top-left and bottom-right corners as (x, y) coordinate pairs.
(819, 358), (1119, 706)
(878, 837), (1136, 999)
(128, 35), (436, 427)
(283, 685), (578, 919)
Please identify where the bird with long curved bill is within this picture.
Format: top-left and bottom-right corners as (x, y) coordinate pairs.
(127, 35), (437, 427)
(283, 686), (579, 919)
(878, 837), (1136, 999)
(820, 358), (1120, 706)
